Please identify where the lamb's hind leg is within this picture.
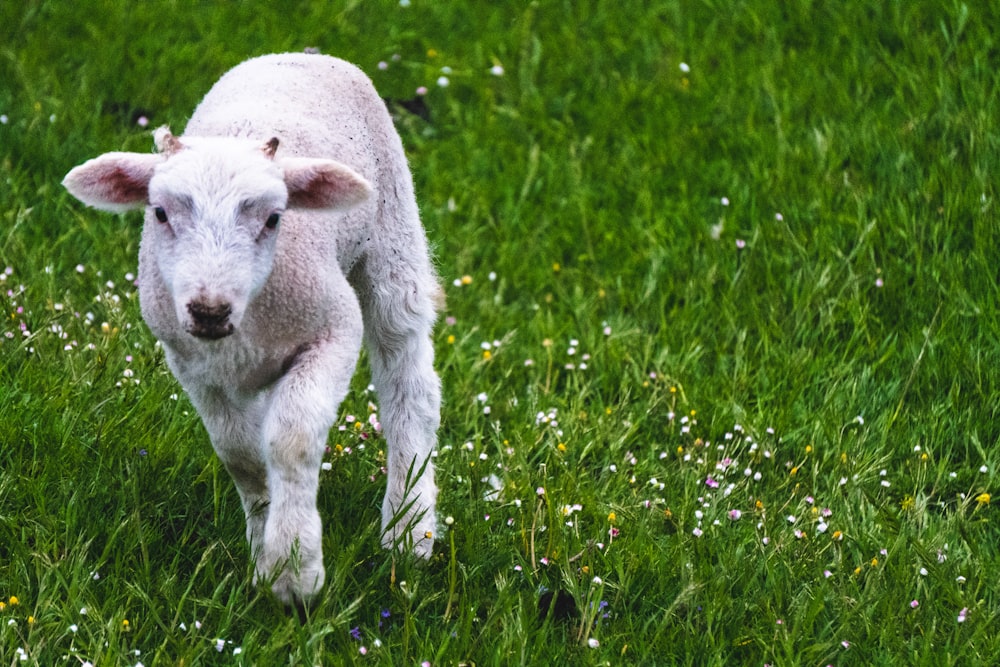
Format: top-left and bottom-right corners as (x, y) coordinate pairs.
(357, 258), (442, 559)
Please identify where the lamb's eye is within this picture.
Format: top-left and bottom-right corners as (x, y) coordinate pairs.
(265, 213), (281, 229)
(153, 206), (168, 223)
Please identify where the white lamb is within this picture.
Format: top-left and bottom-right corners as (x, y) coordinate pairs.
(63, 53), (442, 606)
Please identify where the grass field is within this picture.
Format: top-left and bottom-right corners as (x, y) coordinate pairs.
(2, 1), (1000, 664)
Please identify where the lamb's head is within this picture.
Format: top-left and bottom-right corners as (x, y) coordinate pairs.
(63, 128), (372, 340)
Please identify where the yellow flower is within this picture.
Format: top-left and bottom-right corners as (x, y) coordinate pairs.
(871, 557), (878, 566)
(976, 492), (990, 506)
(8, 596), (18, 606)
(832, 530), (843, 541)
(482, 349), (492, 360)
(805, 444), (813, 454)
(552, 262), (561, 272)
(607, 512), (617, 523)
(676, 446), (684, 454)
(0, 602), (5, 611)
(427, 48), (438, 58)
(557, 443), (566, 452)
(790, 466), (798, 476)
(840, 452), (847, 464)
(122, 619), (130, 629)
(447, 334), (455, 344)
(755, 499), (764, 510)
(334, 444), (343, 453)
(901, 495), (915, 511)
(853, 566), (862, 575)
(27, 616), (34, 625)
(460, 275), (472, 285)
(424, 531), (433, 539)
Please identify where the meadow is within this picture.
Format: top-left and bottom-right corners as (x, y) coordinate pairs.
(2, 1), (999, 664)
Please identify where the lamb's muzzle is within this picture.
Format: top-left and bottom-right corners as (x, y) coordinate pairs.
(186, 300), (234, 339)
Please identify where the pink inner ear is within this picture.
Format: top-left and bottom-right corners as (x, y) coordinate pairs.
(101, 165), (152, 203)
(64, 152), (162, 211)
(284, 160), (371, 210)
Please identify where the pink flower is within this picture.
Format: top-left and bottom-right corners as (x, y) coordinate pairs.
(910, 599), (919, 609)
(705, 476), (720, 489)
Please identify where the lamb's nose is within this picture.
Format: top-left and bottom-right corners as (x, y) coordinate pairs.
(187, 300), (234, 339)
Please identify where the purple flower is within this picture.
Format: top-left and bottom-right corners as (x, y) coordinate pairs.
(350, 626), (361, 640)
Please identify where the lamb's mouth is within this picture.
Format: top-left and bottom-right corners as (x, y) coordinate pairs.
(189, 323), (234, 340)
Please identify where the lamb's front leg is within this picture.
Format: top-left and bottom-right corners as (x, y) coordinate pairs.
(258, 328), (362, 606)
(185, 386), (270, 564)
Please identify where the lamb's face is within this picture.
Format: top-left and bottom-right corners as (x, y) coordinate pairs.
(64, 130), (372, 341)
(147, 139), (287, 340)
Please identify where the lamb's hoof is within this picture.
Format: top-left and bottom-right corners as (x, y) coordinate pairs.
(382, 524), (435, 560)
(256, 561), (325, 612)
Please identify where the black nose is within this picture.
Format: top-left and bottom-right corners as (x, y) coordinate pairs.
(187, 301), (234, 339)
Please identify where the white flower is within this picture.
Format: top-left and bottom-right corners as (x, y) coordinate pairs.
(587, 638), (600, 648)
(679, 62), (690, 73)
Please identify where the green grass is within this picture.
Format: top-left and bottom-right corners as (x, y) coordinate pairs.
(2, 1), (1000, 664)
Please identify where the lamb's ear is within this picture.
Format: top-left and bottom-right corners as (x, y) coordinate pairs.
(62, 152), (164, 213)
(281, 157), (372, 210)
